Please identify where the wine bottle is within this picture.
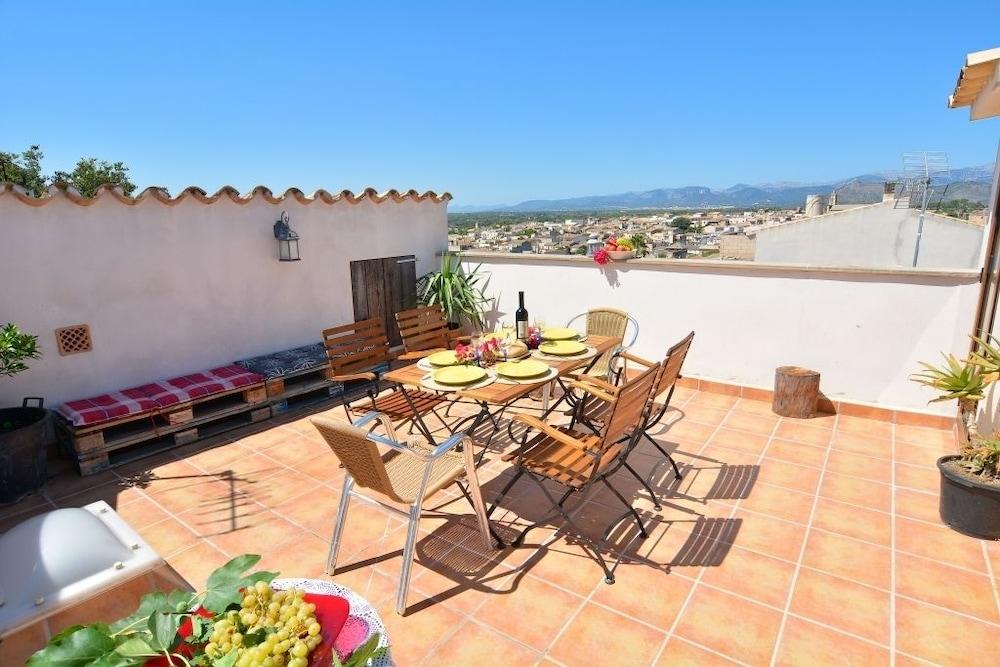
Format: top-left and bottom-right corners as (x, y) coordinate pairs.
(515, 291), (529, 341)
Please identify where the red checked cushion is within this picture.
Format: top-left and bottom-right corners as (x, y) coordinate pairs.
(134, 381), (194, 409)
(57, 388), (158, 427)
(206, 364), (263, 389)
(159, 372), (228, 403)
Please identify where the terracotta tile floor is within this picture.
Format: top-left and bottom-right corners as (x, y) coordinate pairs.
(4, 387), (1000, 666)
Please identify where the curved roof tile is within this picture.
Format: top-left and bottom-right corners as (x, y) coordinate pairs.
(0, 182), (452, 207)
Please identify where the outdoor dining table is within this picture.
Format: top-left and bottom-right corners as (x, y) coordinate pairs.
(381, 334), (617, 455)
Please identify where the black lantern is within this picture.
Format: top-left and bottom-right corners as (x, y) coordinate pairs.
(272, 210), (300, 261)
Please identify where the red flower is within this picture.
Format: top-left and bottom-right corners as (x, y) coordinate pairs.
(593, 248), (610, 265)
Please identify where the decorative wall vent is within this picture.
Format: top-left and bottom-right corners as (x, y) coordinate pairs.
(55, 325), (92, 356)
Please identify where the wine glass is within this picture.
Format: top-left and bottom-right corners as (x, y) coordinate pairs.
(499, 321), (514, 360)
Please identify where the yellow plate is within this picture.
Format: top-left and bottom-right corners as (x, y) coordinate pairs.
(427, 350), (460, 367)
(541, 327), (579, 341)
(495, 359), (550, 379)
(539, 340), (587, 356)
(432, 365), (487, 385)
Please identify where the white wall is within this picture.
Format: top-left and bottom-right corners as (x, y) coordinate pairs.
(754, 204), (984, 269)
(0, 190), (448, 407)
(462, 253), (981, 415)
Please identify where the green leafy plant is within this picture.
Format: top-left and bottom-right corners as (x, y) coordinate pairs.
(418, 253), (489, 330)
(28, 554), (387, 667)
(629, 233), (648, 258)
(911, 353), (986, 403)
(961, 434), (1000, 480)
(0, 323), (41, 377)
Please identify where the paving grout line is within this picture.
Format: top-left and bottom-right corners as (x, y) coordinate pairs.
(984, 541), (1000, 621)
(890, 422), (897, 665)
(534, 391), (707, 665)
(767, 410), (839, 667)
(653, 397), (761, 666)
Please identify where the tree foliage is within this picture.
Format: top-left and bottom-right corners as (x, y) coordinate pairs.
(54, 157), (136, 197)
(933, 198), (984, 220)
(0, 145), (135, 198)
(0, 145), (47, 196)
(671, 216), (693, 231)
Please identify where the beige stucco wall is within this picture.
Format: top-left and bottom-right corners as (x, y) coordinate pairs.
(460, 253), (980, 415)
(0, 190), (448, 407)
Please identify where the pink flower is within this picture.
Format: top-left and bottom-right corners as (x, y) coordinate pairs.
(593, 248), (610, 265)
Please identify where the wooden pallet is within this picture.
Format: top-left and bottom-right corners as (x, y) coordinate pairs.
(265, 365), (343, 413)
(61, 383), (267, 475)
(76, 405), (271, 475)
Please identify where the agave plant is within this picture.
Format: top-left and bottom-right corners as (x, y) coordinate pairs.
(962, 434), (1000, 480)
(968, 333), (1000, 379)
(911, 353), (986, 403)
(418, 253), (489, 330)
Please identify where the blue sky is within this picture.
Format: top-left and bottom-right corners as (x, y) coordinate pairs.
(1, 1), (997, 207)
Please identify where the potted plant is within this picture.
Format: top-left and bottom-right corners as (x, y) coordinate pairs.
(418, 253), (489, 331)
(912, 346), (1000, 538)
(0, 322), (47, 504)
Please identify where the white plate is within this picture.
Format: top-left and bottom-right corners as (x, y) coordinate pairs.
(271, 578), (390, 666)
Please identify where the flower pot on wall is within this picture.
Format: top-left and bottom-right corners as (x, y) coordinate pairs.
(0, 398), (49, 504)
(937, 454), (1000, 539)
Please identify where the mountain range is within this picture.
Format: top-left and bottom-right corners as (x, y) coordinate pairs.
(453, 164), (994, 212)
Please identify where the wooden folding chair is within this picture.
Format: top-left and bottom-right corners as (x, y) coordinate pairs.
(323, 318), (449, 434)
(488, 362), (661, 583)
(313, 411), (495, 614)
(394, 305), (471, 360)
(573, 332), (695, 509)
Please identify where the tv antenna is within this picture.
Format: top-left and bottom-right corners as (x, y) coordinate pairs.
(898, 151), (950, 266)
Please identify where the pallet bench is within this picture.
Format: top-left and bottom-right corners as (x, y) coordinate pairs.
(57, 365), (267, 475)
(235, 343), (344, 414)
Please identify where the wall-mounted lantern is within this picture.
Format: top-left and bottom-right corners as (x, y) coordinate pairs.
(272, 210), (300, 261)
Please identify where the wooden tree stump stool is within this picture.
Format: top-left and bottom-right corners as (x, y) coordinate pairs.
(773, 366), (820, 418)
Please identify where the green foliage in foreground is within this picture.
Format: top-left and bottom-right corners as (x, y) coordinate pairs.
(28, 554), (387, 667)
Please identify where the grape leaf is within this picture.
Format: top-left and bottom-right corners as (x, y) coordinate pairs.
(213, 649), (239, 667)
(113, 636), (156, 657)
(202, 554), (277, 613)
(109, 592), (172, 633)
(147, 612), (181, 652)
(241, 629), (268, 647)
(26, 626), (115, 667)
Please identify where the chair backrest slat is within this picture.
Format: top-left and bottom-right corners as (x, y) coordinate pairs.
(311, 416), (403, 503)
(654, 331), (695, 399)
(600, 362), (660, 446)
(323, 318), (393, 374)
(396, 305), (451, 353)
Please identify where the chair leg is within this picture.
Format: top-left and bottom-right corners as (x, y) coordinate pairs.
(326, 478), (354, 574)
(600, 477), (649, 537)
(396, 496), (425, 616)
(511, 486), (574, 547)
(644, 431), (683, 479)
(623, 460), (662, 511)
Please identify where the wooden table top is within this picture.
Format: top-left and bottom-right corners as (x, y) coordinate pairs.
(382, 334), (617, 405)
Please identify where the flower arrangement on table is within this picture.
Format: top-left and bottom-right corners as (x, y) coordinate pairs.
(525, 326), (542, 350)
(28, 554), (386, 667)
(455, 337), (503, 366)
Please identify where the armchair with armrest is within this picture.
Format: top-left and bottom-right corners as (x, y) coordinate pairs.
(312, 411), (496, 615)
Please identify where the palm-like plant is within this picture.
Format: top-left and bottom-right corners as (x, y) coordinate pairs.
(911, 353), (986, 403)
(418, 253), (489, 330)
